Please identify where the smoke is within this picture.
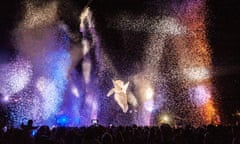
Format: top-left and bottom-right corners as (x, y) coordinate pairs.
(6, 0), (74, 125)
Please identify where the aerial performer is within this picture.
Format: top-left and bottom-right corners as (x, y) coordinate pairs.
(107, 80), (129, 113)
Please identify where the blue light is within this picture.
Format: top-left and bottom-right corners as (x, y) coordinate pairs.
(56, 115), (70, 126)
(74, 117), (81, 124)
(31, 129), (37, 136)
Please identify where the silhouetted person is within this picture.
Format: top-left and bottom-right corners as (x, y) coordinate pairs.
(21, 119), (38, 143)
(101, 132), (113, 144)
(21, 120), (38, 132)
(35, 125), (52, 144)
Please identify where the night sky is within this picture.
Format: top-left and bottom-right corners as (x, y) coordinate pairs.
(207, 0), (240, 123)
(0, 0), (240, 124)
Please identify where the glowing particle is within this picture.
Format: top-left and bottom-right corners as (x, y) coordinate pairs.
(184, 67), (210, 81)
(22, 1), (58, 28)
(189, 85), (211, 106)
(0, 57), (32, 96)
(36, 77), (62, 119)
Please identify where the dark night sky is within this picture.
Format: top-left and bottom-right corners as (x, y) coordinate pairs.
(0, 0), (240, 123)
(207, 0), (240, 123)
(208, 0), (240, 66)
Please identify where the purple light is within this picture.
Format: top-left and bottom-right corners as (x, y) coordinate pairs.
(3, 96), (9, 102)
(144, 100), (155, 112)
(0, 57), (32, 96)
(189, 85), (211, 106)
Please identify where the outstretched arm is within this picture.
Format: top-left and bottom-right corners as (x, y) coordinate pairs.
(107, 88), (115, 97)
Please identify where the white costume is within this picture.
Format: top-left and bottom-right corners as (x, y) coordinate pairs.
(107, 80), (129, 113)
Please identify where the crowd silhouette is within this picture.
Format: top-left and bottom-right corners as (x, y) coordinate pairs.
(1, 120), (240, 144)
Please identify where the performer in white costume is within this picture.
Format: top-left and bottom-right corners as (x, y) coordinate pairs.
(107, 80), (129, 113)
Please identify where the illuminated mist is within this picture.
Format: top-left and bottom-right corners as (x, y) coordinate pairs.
(0, 0), (219, 127)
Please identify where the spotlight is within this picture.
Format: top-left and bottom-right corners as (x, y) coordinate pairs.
(56, 115), (70, 126)
(160, 114), (172, 125)
(145, 87), (154, 100)
(3, 96), (9, 102)
(91, 119), (99, 126)
(162, 115), (169, 122)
